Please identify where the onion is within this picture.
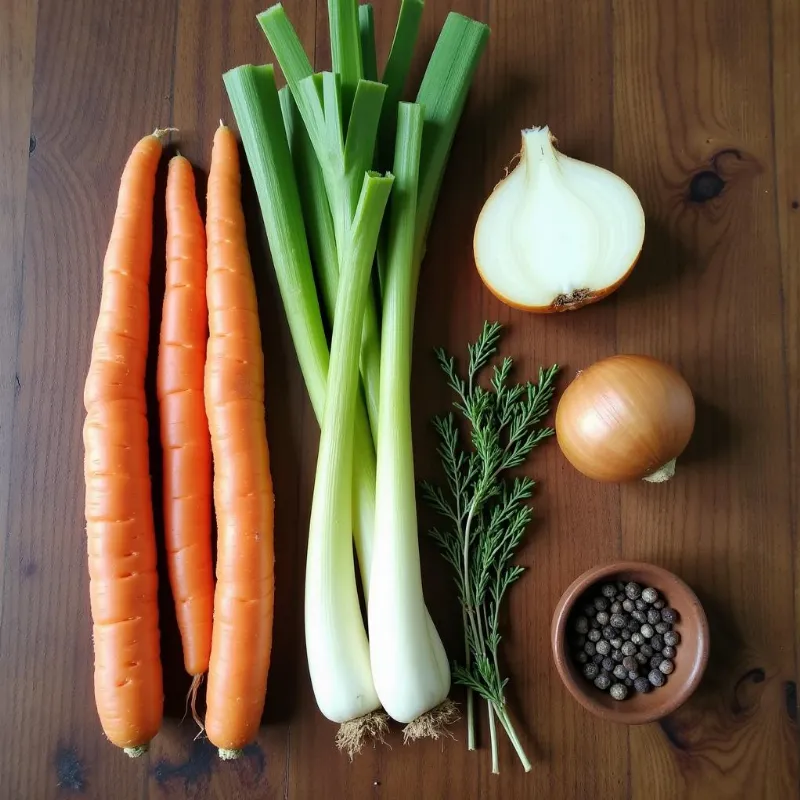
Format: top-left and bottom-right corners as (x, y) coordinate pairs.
(555, 355), (695, 483)
(473, 126), (645, 312)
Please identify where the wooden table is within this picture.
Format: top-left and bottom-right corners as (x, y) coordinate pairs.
(1, 0), (798, 797)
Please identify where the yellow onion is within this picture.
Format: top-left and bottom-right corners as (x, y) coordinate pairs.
(555, 355), (695, 483)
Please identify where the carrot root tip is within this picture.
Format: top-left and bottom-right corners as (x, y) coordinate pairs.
(187, 673), (205, 735)
(152, 127), (179, 141)
(123, 744), (150, 759)
(335, 711), (390, 761)
(218, 748), (243, 761)
(401, 700), (460, 744)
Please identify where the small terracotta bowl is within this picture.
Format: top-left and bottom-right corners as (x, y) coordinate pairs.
(551, 561), (709, 724)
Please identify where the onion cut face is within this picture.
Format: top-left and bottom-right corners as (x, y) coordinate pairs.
(474, 126), (646, 312)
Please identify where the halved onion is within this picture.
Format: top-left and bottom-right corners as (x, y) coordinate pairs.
(474, 126), (645, 312)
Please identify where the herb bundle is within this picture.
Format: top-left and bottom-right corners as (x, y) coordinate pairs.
(421, 322), (558, 773)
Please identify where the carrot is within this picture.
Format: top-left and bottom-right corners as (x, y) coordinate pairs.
(156, 155), (213, 714)
(203, 123), (275, 758)
(83, 132), (166, 756)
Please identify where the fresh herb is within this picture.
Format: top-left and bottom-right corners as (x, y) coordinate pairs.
(421, 321), (558, 773)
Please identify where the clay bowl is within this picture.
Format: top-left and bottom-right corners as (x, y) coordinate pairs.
(551, 561), (709, 724)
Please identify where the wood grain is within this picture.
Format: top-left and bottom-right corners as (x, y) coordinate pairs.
(0, 0), (797, 797)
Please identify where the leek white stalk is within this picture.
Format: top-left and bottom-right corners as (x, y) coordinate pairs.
(305, 172), (393, 722)
(369, 104), (451, 725)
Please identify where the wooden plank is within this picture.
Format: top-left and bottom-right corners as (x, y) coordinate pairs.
(0, 1), (176, 796)
(772, 0), (800, 721)
(612, 0), (799, 797)
(0, 0), (37, 620)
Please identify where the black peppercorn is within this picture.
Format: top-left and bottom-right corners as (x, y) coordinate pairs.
(621, 641), (637, 657)
(632, 610), (647, 624)
(590, 617), (601, 629)
(593, 653), (605, 665)
(610, 601), (622, 614)
(620, 629), (632, 641)
(576, 652), (589, 664)
(602, 626), (616, 640)
(593, 596), (608, 611)
(583, 604), (597, 617)
(596, 640), (611, 656)
(648, 669), (666, 687)
(634, 676), (651, 693)
(628, 670), (639, 681)
(635, 652), (648, 665)
(659, 659), (674, 675)
(610, 683), (628, 700)
(613, 664), (628, 680)
(647, 609), (661, 625)
(594, 674), (612, 691)
(625, 582), (642, 599)
(610, 637), (623, 650)
(661, 645), (676, 660)
(572, 634), (587, 647)
(635, 598), (647, 611)
(596, 611), (610, 626)
(602, 656), (615, 672)
(622, 655), (637, 671)
(640, 624), (654, 638)
(625, 678), (634, 687)
(663, 630), (680, 647)
(641, 587), (659, 604)
(653, 599), (665, 610)
(622, 599), (635, 613)
(639, 644), (654, 658)
(612, 650), (625, 663)
(583, 662), (599, 680)
(661, 607), (677, 623)
(601, 583), (617, 598)
(650, 634), (664, 652)
(584, 641), (596, 656)
(654, 622), (670, 635)
(610, 613), (626, 629)
(616, 580), (626, 591)
(575, 616), (590, 634)
(588, 629), (601, 642)
(627, 617), (640, 632)
(631, 632), (644, 645)
(650, 654), (664, 669)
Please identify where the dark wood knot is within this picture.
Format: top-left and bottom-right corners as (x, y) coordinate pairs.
(689, 170), (725, 203)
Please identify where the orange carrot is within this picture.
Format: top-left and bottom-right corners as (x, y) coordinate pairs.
(157, 155), (213, 710)
(83, 132), (165, 755)
(203, 124), (275, 757)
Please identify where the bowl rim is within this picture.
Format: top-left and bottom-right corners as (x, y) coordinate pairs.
(551, 560), (710, 724)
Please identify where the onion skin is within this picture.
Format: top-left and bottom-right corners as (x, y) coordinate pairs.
(555, 355), (695, 482)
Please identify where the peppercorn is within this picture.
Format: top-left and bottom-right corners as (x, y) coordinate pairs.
(595, 674), (612, 691)
(625, 678), (634, 687)
(593, 653), (605, 665)
(627, 617), (640, 632)
(583, 604), (596, 617)
(576, 652), (589, 664)
(602, 657), (615, 672)
(621, 641), (637, 657)
(659, 659), (674, 675)
(610, 613), (626, 629)
(661, 645), (676, 660)
(620, 630), (632, 641)
(641, 587), (659, 604)
(610, 601), (622, 614)
(663, 630), (680, 647)
(635, 652), (648, 665)
(653, 599), (665, 610)
(613, 664), (628, 680)
(640, 624), (654, 638)
(622, 599), (635, 613)
(596, 611), (610, 626)
(616, 580), (626, 591)
(639, 644), (654, 658)
(628, 670), (639, 681)
(634, 676), (651, 693)
(622, 655), (637, 671)
(596, 640), (611, 656)
(601, 583), (617, 598)
(661, 607), (677, 623)
(584, 641), (596, 656)
(616, 593), (625, 602)
(625, 582), (642, 599)
(575, 616), (589, 634)
(572, 633), (586, 647)
(610, 637), (623, 650)
(650, 634), (664, 652)
(610, 683), (628, 701)
(594, 596), (608, 611)
(590, 617), (601, 629)
(635, 598), (647, 611)
(648, 669), (666, 687)
(588, 629), (601, 642)
(602, 626), (615, 640)
(583, 662), (599, 680)
(612, 650), (625, 663)
(632, 610), (647, 624)
(654, 622), (670, 635)
(631, 632), (644, 645)
(650, 655), (664, 669)
(647, 609), (661, 625)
